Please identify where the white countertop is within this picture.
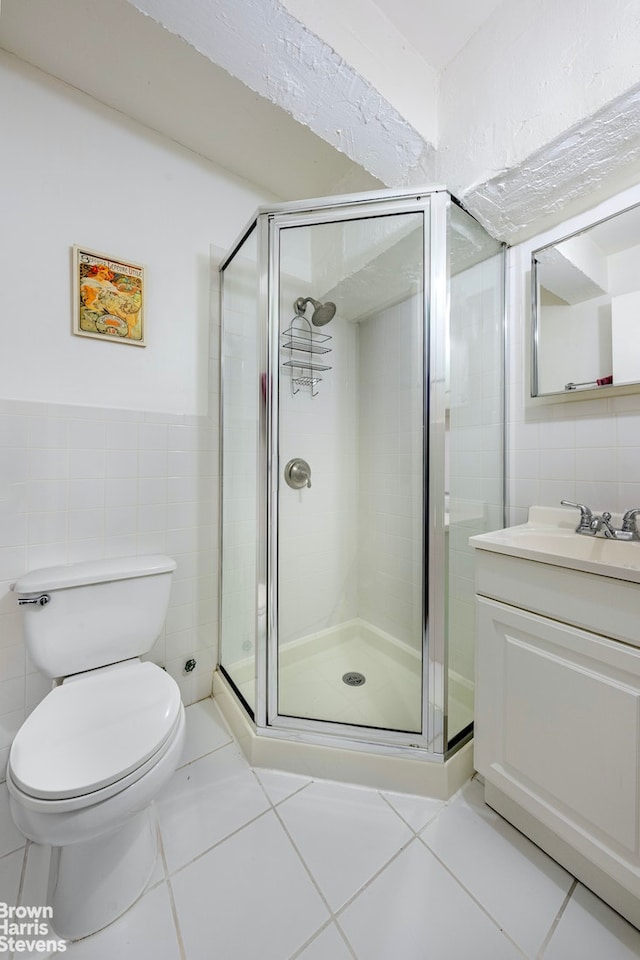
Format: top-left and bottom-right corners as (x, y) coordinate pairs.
(469, 505), (640, 584)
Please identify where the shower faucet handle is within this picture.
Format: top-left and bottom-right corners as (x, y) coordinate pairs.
(285, 458), (312, 490)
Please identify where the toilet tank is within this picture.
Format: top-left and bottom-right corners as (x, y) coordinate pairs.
(13, 555), (177, 679)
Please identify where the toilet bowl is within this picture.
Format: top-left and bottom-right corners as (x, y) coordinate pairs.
(7, 556), (185, 941)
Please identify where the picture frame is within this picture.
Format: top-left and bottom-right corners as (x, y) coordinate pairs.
(73, 246), (146, 347)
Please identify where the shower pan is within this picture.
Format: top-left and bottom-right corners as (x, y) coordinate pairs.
(216, 186), (505, 793)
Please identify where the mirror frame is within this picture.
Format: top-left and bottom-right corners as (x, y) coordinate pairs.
(530, 201), (640, 402)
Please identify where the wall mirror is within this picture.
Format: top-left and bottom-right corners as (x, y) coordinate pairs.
(531, 201), (640, 398)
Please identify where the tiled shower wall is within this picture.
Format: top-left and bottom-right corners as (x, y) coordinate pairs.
(357, 298), (423, 652)
(0, 398), (219, 779)
(278, 311), (360, 644)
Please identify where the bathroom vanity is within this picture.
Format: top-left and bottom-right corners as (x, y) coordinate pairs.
(471, 506), (640, 929)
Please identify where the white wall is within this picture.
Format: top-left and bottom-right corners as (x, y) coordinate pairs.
(508, 183), (640, 523)
(0, 52), (269, 415)
(537, 299), (611, 395)
(0, 53), (271, 778)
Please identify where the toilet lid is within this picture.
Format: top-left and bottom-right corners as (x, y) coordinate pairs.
(9, 661), (181, 800)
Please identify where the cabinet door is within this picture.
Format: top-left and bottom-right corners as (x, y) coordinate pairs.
(475, 597), (640, 890)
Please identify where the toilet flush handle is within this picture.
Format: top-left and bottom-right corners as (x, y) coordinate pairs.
(17, 594), (50, 607)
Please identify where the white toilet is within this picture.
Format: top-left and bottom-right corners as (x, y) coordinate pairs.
(6, 555), (186, 941)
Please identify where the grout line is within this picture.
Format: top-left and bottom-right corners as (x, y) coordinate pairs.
(167, 807), (273, 880)
(175, 734), (234, 771)
(535, 879), (577, 960)
(377, 790), (443, 835)
(332, 837), (417, 921)
(157, 818), (187, 960)
(286, 919), (343, 960)
(251, 767), (313, 809)
(415, 834), (529, 958)
(271, 803), (335, 917)
(334, 919), (360, 960)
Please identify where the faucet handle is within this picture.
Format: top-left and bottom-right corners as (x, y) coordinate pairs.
(560, 500), (593, 532)
(621, 508), (640, 533)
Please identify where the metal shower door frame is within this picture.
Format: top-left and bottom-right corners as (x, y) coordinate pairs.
(251, 188), (452, 758)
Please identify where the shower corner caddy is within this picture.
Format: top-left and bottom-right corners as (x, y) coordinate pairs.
(281, 312), (332, 397)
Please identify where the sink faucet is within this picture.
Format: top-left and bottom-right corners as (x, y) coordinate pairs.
(560, 500), (593, 534)
(560, 500), (640, 541)
(621, 508), (640, 539)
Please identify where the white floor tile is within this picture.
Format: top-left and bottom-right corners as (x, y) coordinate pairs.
(0, 848), (24, 907)
(339, 839), (522, 960)
(543, 883), (640, 959)
(157, 742), (270, 873)
(277, 779), (413, 911)
(0, 782), (26, 856)
(171, 811), (329, 960)
(64, 883), (181, 960)
(178, 697), (233, 767)
(419, 779), (573, 957)
(255, 768), (311, 805)
(296, 922), (354, 959)
(382, 791), (444, 832)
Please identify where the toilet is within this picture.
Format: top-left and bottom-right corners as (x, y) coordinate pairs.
(6, 555), (186, 941)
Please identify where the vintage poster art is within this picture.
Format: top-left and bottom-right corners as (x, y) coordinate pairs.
(73, 246), (146, 346)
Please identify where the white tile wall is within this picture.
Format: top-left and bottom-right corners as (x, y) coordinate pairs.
(357, 297), (423, 651)
(0, 396), (219, 780)
(278, 300), (360, 643)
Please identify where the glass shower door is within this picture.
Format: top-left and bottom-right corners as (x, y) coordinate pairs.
(272, 207), (427, 735)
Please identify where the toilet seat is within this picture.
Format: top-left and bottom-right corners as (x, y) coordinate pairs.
(9, 660), (181, 802)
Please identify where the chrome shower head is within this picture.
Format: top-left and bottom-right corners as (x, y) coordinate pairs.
(294, 296), (336, 326)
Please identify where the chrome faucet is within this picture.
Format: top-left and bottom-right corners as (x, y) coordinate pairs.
(560, 500), (593, 534)
(620, 508), (640, 540)
(561, 500), (640, 541)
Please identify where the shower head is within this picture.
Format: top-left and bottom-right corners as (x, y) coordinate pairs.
(294, 296), (336, 327)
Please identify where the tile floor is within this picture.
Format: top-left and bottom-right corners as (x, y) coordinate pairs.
(1, 697), (640, 959)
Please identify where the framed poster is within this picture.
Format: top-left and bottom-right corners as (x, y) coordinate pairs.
(73, 246), (146, 346)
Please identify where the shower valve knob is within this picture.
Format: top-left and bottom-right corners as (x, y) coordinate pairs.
(285, 458), (312, 490)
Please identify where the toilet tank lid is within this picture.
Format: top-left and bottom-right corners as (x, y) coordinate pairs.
(13, 555), (177, 594)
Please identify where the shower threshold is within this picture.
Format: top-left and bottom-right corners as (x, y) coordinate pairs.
(213, 671), (474, 801)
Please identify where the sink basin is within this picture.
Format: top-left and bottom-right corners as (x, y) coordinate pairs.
(470, 505), (640, 584)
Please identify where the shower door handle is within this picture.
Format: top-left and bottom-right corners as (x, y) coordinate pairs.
(284, 458), (312, 489)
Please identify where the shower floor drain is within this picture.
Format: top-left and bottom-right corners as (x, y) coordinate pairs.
(342, 671), (366, 687)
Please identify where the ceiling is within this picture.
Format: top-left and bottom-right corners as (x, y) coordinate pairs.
(0, 0), (382, 201)
(0, 0), (513, 206)
(369, 0), (505, 70)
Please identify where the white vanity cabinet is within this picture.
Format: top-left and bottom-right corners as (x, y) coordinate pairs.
(472, 509), (640, 929)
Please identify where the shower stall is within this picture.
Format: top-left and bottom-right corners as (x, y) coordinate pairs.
(217, 187), (504, 780)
